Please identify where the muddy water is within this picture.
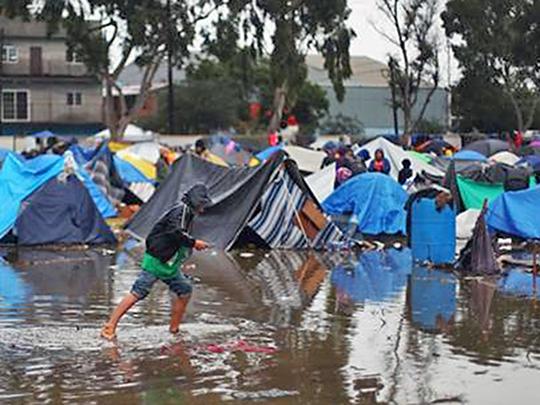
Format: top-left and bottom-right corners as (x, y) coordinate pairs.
(1, 246), (540, 404)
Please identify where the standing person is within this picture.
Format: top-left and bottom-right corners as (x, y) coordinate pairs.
(398, 159), (413, 185)
(101, 184), (212, 340)
(368, 149), (391, 174)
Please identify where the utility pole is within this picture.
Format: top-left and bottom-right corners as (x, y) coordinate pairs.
(166, 0), (175, 135)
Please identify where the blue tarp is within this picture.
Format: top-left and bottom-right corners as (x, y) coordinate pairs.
(0, 154), (65, 239)
(409, 267), (457, 330)
(323, 173), (408, 235)
(75, 167), (117, 218)
(452, 150), (487, 161)
(331, 248), (412, 303)
(487, 186), (540, 239)
(15, 175), (116, 245)
(113, 155), (152, 184)
(69, 144), (98, 165)
(255, 145), (283, 161)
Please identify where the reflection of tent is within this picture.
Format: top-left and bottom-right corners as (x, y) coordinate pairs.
(498, 270), (540, 298)
(463, 139), (508, 157)
(126, 153), (345, 250)
(323, 173), (407, 235)
(15, 175), (116, 245)
(487, 186), (540, 239)
(361, 137), (444, 179)
(331, 249), (412, 303)
(409, 267), (457, 331)
(0, 258), (30, 311)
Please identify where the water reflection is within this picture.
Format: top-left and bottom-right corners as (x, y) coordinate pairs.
(1, 246), (540, 403)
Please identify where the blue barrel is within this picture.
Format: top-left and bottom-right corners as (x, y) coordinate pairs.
(410, 198), (456, 264)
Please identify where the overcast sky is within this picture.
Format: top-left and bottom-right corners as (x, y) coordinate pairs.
(347, 0), (459, 86)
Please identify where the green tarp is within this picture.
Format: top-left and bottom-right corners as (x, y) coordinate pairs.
(457, 176), (536, 210)
(408, 151), (432, 164)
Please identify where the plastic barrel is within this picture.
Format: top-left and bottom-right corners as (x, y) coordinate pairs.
(410, 198), (456, 264)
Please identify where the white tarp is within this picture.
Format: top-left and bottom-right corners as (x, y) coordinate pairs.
(120, 142), (161, 164)
(305, 163), (336, 204)
(456, 209), (481, 240)
(361, 137), (444, 179)
(129, 182), (156, 203)
(283, 145), (326, 173)
(489, 151), (520, 166)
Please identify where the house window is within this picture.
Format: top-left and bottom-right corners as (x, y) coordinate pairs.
(66, 48), (83, 64)
(67, 92), (82, 106)
(1, 45), (18, 63)
(1, 90), (29, 121)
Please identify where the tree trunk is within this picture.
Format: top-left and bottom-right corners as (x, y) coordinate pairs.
(103, 76), (119, 140)
(267, 82), (288, 134)
(401, 99), (412, 147)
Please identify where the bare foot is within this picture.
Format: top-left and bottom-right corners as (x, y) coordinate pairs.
(101, 323), (117, 340)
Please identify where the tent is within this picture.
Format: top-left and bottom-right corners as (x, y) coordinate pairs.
(0, 154), (65, 239)
(282, 146), (326, 173)
(305, 163), (336, 204)
(255, 145), (283, 162)
(15, 175), (116, 245)
(331, 248), (412, 303)
(361, 137), (444, 179)
(452, 150), (487, 162)
(463, 139), (509, 157)
(118, 142), (161, 164)
(517, 155), (540, 172)
(116, 149), (156, 179)
(487, 186), (540, 239)
(125, 153), (345, 250)
(322, 172), (408, 235)
(94, 124), (155, 142)
(490, 151), (520, 166)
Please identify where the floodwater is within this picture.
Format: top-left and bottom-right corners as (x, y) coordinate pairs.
(1, 245), (540, 404)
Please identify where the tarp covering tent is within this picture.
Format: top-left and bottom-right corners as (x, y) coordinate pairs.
(15, 175), (116, 245)
(116, 150), (156, 179)
(487, 186), (540, 239)
(463, 139), (509, 157)
(361, 137), (444, 179)
(126, 153), (345, 250)
(282, 146), (326, 173)
(330, 248), (412, 303)
(0, 154), (64, 239)
(457, 176), (535, 210)
(305, 163), (336, 204)
(490, 151), (520, 166)
(255, 145), (283, 162)
(113, 155), (152, 184)
(323, 173), (408, 235)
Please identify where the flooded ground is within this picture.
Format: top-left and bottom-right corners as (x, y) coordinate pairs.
(1, 245), (540, 404)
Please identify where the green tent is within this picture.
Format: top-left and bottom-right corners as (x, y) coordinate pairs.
(457, 176), (536, 210)
(408, 151), (433, 164)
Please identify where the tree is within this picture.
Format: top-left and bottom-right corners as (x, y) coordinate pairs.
(320, 114), (365, 137)
(376, 0), (441, 144)
(1, 0), (224, 139)
(206, 1), (355, 134)
(443, 0), (540, 133)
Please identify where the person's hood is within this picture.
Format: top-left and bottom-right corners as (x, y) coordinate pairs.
(182, 183), (211, 211)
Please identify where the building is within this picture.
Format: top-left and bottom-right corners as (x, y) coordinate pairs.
(117, 54), (450, 137)
(0, 16), (103, 136)
(305, 55), (450, 137)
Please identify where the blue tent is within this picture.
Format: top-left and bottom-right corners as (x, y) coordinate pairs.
(75, 167), (117, 218)
(517, 155), (540, 171)
(409, 267), (457, 331)
(31, 130), (56, 138)
(0, 154), (65, 239)
(323, 172), (408, 235)
(331, 248), (412, 303)
(451, 150), (487, 162)
(487, 186), (540, 239)
(15, 175), (116, 245)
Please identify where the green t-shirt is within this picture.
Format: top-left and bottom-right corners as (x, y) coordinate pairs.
(141, 247), (189, 279)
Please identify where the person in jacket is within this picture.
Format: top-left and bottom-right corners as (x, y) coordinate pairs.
(368, 149), (391, 174)
(101, 184), (211, 340)
(398, 159), (413, 185)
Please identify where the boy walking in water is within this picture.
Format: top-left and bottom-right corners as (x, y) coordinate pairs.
(101, 184), (211, 340)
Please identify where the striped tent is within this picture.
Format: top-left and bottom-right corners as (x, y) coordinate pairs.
(248, 163), (346, 249)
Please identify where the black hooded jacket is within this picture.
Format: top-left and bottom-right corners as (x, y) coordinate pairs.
(145, 184), (211, 263)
